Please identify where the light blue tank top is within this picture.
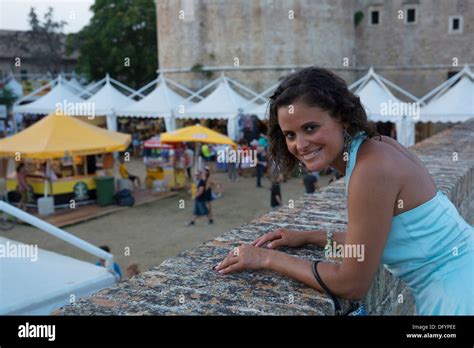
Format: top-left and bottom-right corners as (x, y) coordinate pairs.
(345, 132), (474, 315)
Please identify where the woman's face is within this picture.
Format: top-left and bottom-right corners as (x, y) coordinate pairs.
(278, 101), (346, 172)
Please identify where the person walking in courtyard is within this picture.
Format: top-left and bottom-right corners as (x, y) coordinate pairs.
(188, 170), (213, 226)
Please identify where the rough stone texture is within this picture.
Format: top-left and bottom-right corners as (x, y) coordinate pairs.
(54, 119), (474, 316)
(156, 0), (357, 91)
(155, 0), (474, 94)
(354, 0), (474, 97)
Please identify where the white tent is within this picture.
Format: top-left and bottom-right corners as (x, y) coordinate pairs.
(116, 74), (193, 131)
(181, 74), (261, 140)
(4, 74), (24, 98)
(419, 65), (474, 123)
(350, 68), (420, 147)
(243, 81), (279, 120)
(84, 80), (101, 95)
(13, 75), (84, 115)
(0, 237), (116, 315)
(66, 76), (85, 95)
(81, 74), (136, 131)
(181, 75), (259, 119)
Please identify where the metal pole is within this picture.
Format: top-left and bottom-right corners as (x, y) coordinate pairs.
(165, 76), (205, 100)
(0, 201), (114, 271)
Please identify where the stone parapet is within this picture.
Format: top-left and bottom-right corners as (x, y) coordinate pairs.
(55, 119), (474, 315)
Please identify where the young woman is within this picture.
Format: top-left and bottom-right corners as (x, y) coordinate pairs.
(188, 170), (213, 226)
(215, 67), (474, 315)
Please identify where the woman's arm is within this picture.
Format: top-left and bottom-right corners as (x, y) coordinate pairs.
(252, 228), (346, 249)
(217, 155), (398, 300)
(303, 230), (346, 247)
(265, 161), (396, 299)
(289, 159), (397, 299)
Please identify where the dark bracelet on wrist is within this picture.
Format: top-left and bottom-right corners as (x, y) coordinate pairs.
(311, 260), (342, 314)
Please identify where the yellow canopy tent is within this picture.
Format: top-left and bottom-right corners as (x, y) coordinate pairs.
(0, 111), (131, 202)
(160, 124), (236, 147)
(160, 124), (237, 195)
(0, 111), (131, 158)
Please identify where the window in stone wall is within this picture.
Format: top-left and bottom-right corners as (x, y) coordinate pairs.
(370, 10), (380, 25)
(449, 16), (463, 34)
(405, 6), (417, 24)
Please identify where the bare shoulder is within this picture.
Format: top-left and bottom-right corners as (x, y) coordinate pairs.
(351, 135), (437, 215)
(352, 137), (403, 188)
(350, 150), (400, 196)
(356, 136), (421, 179)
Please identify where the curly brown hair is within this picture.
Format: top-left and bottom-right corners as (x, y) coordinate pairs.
(268, 67), (379, 177)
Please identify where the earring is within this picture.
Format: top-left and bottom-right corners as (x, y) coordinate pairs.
(343, 128), (352, 153)
(298, 161), (303, 175)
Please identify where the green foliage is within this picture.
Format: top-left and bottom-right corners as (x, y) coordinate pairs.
(0, 87), (18, 107)
(191, 64), (213, 80)
(354, 11), (364, 27)
(66, 0), (158, 89)
(16, 7), (67, 72)
(29, 6), (67, 33)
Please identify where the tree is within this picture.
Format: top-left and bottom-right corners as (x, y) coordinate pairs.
(67, 0), (158, 89)
(13, 7), (68, 72)
(0, 87), (17, 107)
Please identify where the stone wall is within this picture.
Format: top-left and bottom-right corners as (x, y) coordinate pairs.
(156, 0), (357, 91)
(155, 0), (473, 95)
(54, 119), (474, 316)
(354, 0), (474, 97)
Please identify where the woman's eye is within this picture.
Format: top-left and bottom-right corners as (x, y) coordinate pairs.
(285, 133), (295, 140)
(305, 125), (317, 132)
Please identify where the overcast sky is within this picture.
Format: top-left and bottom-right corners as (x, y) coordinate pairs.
(0, 0), (94, 33)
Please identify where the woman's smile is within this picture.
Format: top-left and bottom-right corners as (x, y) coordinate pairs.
(300, 146), (323, 161)
(277, 102), (347, 173)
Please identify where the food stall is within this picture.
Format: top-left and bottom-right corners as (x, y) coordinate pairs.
(143, 136), (186, 190)
(160, 124), (237, 164)
(4, 155), (114, 205)
(160, 124), (237, 197)
(0, 111), (130, 209)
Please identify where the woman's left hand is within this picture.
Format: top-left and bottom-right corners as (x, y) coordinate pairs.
(214, 244), (272, 275)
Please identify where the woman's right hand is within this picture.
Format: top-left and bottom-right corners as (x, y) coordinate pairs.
(251, 229), (308, 249)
